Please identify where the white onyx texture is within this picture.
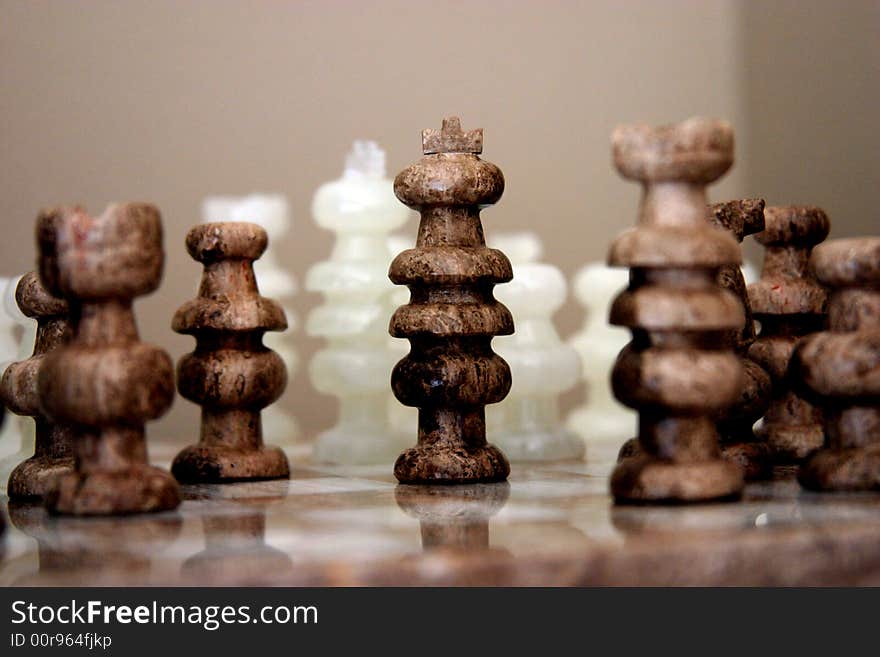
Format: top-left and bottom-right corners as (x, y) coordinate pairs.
(0, 274), (37, 482)
(487, 233), (585, 461)
(307, 141), (412, 464)
(201, 193), (300, 445)
(566, 262), (634, 444)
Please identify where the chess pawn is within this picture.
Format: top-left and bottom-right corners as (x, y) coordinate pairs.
(566, 262), (633, 443)
(37, 204), (180, 515)
(608, 118), (745, 504)
(0, 272), (74, 499)
(390, 117), (513, 484)
(172, 222), (290, 482)
(707, 199), (774, 479)
(793, 238), (880, 490)
(202, 194), (300, 445)
(307, 141), (411, 464)
(487, 232), (584, 461)
(0, 275), (37, 464)
(748, 206), (829, 462)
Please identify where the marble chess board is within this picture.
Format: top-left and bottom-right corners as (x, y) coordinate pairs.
(3, 440), (879, 586)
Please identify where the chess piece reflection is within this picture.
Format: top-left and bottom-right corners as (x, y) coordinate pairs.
(181, 483), (293, 582)
(395, 482), (509, 554)
(172, 222), (290, 483)
(748, 206), (829, 463)
(307, 141), (411, 465)
(202, 195), (300, 446)
(37, 204), (180, 515)
(566, 262), (633, 445)
(6, 502), (181, 585)
(390, 117), (512, 484)
(794, 237), (880, 490)
(0, 272), (74, 499)
(487, 232), (584, 461)
(607, 118), (745, 504)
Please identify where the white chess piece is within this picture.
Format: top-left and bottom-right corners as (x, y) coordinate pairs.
(307, 141), (411, 464)
(0, 275), (37, 477)
(566, 262), (634, 444)
(486, 232), (584, 461)
(201, 194), (300, 446)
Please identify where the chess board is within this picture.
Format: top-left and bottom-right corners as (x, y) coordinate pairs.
(3, 439), (880, 587)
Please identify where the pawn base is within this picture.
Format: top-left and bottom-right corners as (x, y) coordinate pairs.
(720, 441), (773, 480)
(611, 455), (743, 504)
(394, 442), (510, 484)
(313, 427), (410, 466)
(46, 465), (181, 516)
(798, 445), (880, 491)
(7, 456), (75, 500)
(172, 445), (290, 483)
(761, 424), (824, 463)
(495, 428), (585, 462)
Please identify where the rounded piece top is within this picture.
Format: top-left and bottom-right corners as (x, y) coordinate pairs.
(612, 117), (733, 184)
(755, 206), (830, 246)
(186, 222), (268, 262)
(810, 237), (880, 288)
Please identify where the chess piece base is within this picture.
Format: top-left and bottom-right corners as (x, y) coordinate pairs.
(7, 456), (74, 500)
(760, 424), (824, 462)
(313, 427), (410, 466)
(798, 445), (880, 491)
(172, 445), (290, 483)
(611, 454), (743, 504)
(46, 465), (180, 515)
(495, 429), (585, 462)
(394, 442), (510, 485)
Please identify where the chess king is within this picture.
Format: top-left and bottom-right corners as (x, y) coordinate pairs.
(389, 117), (513, 484)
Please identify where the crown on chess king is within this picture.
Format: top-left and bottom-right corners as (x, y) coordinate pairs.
(422, 116), (483, 154)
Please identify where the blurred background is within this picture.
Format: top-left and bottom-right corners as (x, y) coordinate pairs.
(0, 0), (877, 444)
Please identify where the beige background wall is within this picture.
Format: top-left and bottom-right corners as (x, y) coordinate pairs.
(1, 0), (876, 444)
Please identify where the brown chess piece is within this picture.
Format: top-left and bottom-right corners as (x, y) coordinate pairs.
(608, 117), (745, 504)
(793, 238), (880, 490)
(0, 272), (74, 498)
(389, 117), (512, 484)
(707, 199), (773, 479)
(171, 222), (290, 483)
(37, 204), (180, 515)
(748, 206), (829, 462)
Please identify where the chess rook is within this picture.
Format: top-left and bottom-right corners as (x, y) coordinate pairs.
(0, 271), (74, 499)
(608, 118), (745, 504)
(488, 232), (584, 461)
(172, 222), (290, 483)
(390, 117), (512, 484)
(748, 206), (829, 462)
(37, 204), (179, 515)
(707, 199), (773, 479)
(794, 238), (880, 490)
(307, 141), (411, 465)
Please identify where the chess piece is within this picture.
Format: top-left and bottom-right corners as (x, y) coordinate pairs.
(0, 275), (37, 464)
(390, 117), (512, 484)
(0, 272), (74, 499)
(706, 199), (774, 479)
(608, 118), (745, 504)
(793, 238), (880, 490)
(487, 232), (584, 460)
(566, 262), (633, 444)
(202, 195), (300, 446)
(37, 204), (180, 515)
(172, 222), (290, 482)
(748, 206), (829, 462)
(307, 141), (411, 464)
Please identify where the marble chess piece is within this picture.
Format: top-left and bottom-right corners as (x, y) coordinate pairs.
(793, 237), (880, 490)
(38, 203), (180, 515)
(172, 222), (290, 483)
(607, 117), (745, 504)
(307, 141), (411, 465)
(390, 116), (512, 484)
(202, 194), (299, 446)
(487, 232), (584, 461)
(566, 262), (633, 445)
(0, 275), (36, 466)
